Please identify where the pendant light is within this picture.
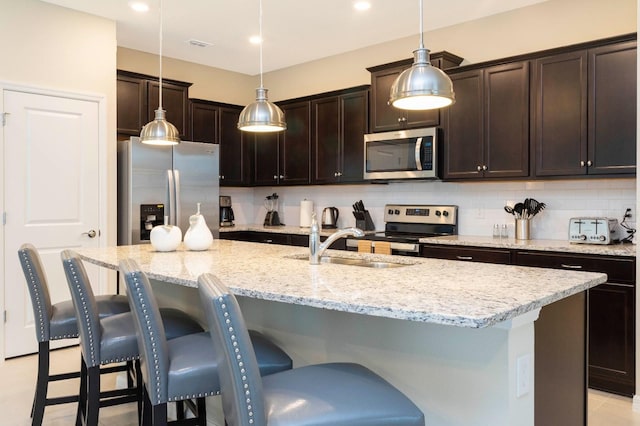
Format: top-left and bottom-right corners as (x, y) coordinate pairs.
(389, 0), (455, 110)
(140, 0), (180, 145)
(237, 0), (286, 132)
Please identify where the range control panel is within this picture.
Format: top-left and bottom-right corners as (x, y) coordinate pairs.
(383, 204), (457, 225)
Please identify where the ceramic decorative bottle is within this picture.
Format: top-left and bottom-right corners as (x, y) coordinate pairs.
(184, 203), (214, 251)
(150, 216), (182, 252)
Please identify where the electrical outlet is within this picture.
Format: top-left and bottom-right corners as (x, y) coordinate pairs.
(516, 354), (531, 398)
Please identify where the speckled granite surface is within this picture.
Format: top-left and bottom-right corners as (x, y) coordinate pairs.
(420, 235), (637, 257)
(77, 241), (606, 329)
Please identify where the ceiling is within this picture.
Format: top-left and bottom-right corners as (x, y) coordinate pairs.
(41, 0), (547, 75)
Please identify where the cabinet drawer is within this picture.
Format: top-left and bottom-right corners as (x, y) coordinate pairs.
(421, 245), (512, 264)
(514, 251), (635, 284)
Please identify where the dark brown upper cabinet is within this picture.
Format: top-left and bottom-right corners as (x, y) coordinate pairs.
(116, 70), (191, 139)
(443, 61), (530, 180)
(189, 99), (249, 186)
(533, 38), (636, 177)
(312, 87), (369, 184)
(367, 52), (463, 133)
(253, 101), (311, 186)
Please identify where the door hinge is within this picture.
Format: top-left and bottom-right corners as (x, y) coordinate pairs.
(1, 112), (8, 126)
(2, 212), (5, 225)
(3, 310), (6, 324)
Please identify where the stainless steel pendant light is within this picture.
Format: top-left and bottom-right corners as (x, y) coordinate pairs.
(140, 0), (180, 145)
(389, 0), (455, 110)
(237, 0), (286, 132)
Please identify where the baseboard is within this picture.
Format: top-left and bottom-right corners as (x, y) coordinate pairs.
(632, 394), (640, 412)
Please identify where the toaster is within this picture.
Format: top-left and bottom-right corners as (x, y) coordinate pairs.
(568, 217), (619, 244)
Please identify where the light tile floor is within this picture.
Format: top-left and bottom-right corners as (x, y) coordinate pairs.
(1, 345), (640, 425)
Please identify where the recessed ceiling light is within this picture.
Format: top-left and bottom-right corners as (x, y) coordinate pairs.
(249, 35), (263, 45)
(354, 1), (371, 11)
(128, 1), (150, 13)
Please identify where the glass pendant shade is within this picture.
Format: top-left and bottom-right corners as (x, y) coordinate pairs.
(389, 48), (455, 110)
(238, 88), (287, 132)
(140, 108), (180, 145)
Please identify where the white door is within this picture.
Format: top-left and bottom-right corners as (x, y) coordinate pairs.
(3, 90), (101, 358)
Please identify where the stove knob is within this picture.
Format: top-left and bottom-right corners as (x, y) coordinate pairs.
(442, 210), (449, 217)
(435, 210), (442, 217)
(388, 209), (394, 215)
(394, 209), (400, 215)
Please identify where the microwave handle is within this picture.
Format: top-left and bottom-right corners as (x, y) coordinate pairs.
(415, 137), (423, 170)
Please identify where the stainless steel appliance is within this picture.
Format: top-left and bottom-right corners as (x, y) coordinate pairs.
(363, 128), (439, 180)
(569, 217), (619, 244)
(220, 195), (235, 227)
(118, 137), (219, 245)
(321, 207), (339, 229)
(346, 204), (458, 256)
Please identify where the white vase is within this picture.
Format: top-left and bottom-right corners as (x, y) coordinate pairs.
(150, 216), (182, 252)
(184, 203), (214, 251)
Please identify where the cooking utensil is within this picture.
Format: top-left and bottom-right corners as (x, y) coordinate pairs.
(513, 203), (525, 219)
(504, 206), (514, 215)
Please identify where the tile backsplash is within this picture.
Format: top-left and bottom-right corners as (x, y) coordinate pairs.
(220, 178), (636, 241)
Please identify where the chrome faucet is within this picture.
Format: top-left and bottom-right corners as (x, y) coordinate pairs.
(309, 212), (364, 265)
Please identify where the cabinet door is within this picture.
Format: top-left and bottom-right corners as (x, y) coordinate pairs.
(340, 90), (368, 183)
(280, 101), (311, 185)
(370, 66), (438, 132)
(117, 75), (146, 135)
(588, 41), (637, 175)
(533, 51), (587, 176)
(484, 62), (530, 178)
(189, 100), (218, 143)
(219, 107), (248, 186)
(147, 81), (189, 139)
(443, 69), (484, 179)
(588, 283), (635, 396)
(253, 133), (280, 185)
(312, 96), (341, 184)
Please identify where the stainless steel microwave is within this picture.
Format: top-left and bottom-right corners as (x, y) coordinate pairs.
(363, 128), (439, 180)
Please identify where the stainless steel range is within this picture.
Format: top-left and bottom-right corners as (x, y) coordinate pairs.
(346, 204), (458, 256)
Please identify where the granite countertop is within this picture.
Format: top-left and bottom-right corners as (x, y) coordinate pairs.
(77, 240), (606, 329)
(420, 235), (637, 257)
(219, 224), (379, 237)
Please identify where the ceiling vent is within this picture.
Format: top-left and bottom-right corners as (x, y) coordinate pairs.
(188, 39), (212, 48)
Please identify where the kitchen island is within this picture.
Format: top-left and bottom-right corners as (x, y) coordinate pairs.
(77, 240), (606, 426)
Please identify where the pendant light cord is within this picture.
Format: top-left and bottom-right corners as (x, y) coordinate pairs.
(158, 0), (164, 110)
(418, 0), (424, 50)
(259, 0), (264, 89)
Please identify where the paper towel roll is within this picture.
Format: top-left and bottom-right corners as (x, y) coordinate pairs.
(299, 199), (313, 227)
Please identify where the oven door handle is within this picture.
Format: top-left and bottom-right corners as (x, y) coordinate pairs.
(415, 137), (423, 171)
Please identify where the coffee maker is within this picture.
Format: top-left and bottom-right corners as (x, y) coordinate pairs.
(219, 195), (234, 227)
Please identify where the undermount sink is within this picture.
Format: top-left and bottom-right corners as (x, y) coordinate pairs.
(290, 255), (413, 268)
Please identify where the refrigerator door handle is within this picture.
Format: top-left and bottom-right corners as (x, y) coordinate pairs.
(174, 169), (181, 229)
(167, 169), (176, 225)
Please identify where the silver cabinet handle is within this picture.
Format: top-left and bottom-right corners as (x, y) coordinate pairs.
(273, 175), (278, 180)
(482, 165), (488, 171)
(580, 161), (585, 167)
(82, 229), (98, 238)
(561, 264), (583, 269)
(397, 117), (407, 123)
(338, 172), (342, 177)
(279, 175), (284, 179)
(587, 160), (592, 167)
(456, 256), (473, 260)
(477, 165), (482, 172)
(334, 172), (339, 177)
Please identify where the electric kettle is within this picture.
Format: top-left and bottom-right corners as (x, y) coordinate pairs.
(321, 207), (339, 229)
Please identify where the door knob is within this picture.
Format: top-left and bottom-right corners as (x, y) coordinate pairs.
(82, 229), (98, 238)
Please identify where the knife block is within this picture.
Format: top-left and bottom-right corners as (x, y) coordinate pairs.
(353, 210), (376, 231)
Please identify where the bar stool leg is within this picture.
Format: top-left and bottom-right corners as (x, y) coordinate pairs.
(85, 366), (100, 426)
(31, 342), (50, 426)
(196, 398), (207, 426)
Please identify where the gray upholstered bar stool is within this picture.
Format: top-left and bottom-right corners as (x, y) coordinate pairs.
(18, 243), (131, 426)
(119, 258), (293, 426)
(61, 250), (205, 426)
(198, 273), (426, 426)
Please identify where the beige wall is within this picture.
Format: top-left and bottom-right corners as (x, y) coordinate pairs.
(0, 0), (118, 248)
(118, 0), (636, 104)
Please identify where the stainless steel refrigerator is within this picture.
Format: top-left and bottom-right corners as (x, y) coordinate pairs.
(118, 137), (219, 245)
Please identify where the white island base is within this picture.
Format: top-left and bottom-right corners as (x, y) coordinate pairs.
(151, 278), (585, 426)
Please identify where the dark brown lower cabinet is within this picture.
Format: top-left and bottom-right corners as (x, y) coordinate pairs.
(514, 250), (635, 397)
